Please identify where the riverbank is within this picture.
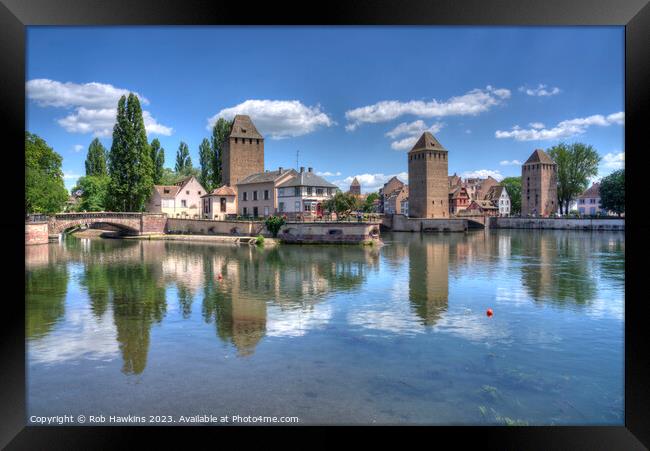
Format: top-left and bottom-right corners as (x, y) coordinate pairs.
(109, 233), (280, 246)
(491, 217), (624, 231)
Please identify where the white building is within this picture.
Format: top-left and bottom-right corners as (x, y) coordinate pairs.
(276, 167), (338, 218)
(201, 185), (237, 220)
(484, 185), (511, 216)
(577, 182), (607, 216)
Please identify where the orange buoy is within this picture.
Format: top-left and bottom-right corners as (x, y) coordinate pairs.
(486, 308), (493, 317)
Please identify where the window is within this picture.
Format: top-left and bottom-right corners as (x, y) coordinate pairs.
(186, 190), (190, 195)
(220, 198), (226, 212)
(316, 188), (323, 196)
(198, 191), (201, 195)
(253, 207), (259, 217)
(279, 202), (285, 213)
(243, 191), (247, 201)
(294, 187), (300, 196)
(163, 188), (170, 194)
(307, 187), (312, 196)
(295, 201), (300, 211)
(253, 191), (258, 201)
(589, 198), (596, 204)
(264, 206), (269, 216)
(181, 199), (187, 207)
(327, 188), (332, 196)
(264, 190), (269, 200)
(243, 207), (247, 216)
(203, 199), (209, 214)
(304, 203), (311, 212)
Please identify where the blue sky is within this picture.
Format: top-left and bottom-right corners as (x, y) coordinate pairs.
(26, 26), (625, 192)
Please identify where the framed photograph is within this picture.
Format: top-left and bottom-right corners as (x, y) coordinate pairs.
(4, 0), (648, 448)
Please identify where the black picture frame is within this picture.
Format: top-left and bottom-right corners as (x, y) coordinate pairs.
(2, 0), (648, 448)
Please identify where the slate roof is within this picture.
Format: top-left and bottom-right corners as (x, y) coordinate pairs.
(409, 131), (447, 152)
(350, 177), (360, 186)
(578, 182), (600, 199)
(238, 168), (297, 185)
(484, 185), (506, 201)
(524, 149), (554, 165)
(277, 170), (339, 188)
(201, 185), (237, 197)
(471, 200), (498, 210)
(229, 115), (263, 140)
(154, 185), (181, 199)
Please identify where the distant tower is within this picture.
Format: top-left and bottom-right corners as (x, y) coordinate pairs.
(408, 132), (448, 218)
(222, 115), (264, 187)
(349, 177), (361, 195)
(521, 149), (558, 217)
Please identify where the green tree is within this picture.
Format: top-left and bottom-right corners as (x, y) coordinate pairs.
(72, 175), (111, 211)
(323, 190), (362, 218)
(500, 176), (522, 215)
(84, 138), (108, 176)
(362, 192), (380, 213)
(265, 216), (286, 237)
(548, 142), (600, 215)
(158, 167), (201, 185)
(210, 118), (232, 187)
(25, 132), (69, 214)
(198, 138), (213, 191)
(175, 141), (192, 173)
(107, 94), (154, 211)
(599, 169), (624, 216)
(150, 138), (165, 184)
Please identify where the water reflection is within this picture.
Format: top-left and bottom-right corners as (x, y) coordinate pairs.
(25, 230), (624, 376)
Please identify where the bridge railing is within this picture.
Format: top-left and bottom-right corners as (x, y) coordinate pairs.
(52, 212), (145, 220)
(26, 214), (49, 223)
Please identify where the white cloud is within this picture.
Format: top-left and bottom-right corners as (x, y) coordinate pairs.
(333, 172), (408, 193)
(26, 78), (172, 137)
(519, 84), (561, 97)
(499, 160), (522, 166)
(385, 120), (444, 151)
(73, 144), (84, 152)
(316, 171), (342, 177)
(529, 122), (545, 129)
(345, 85), (511, 131)
(495, 111), (624, 141)
(601, 152), (625, 170)
(63, 172), (81, 180)
(461, 169), (504, 181)
(207, 99), (334, 139)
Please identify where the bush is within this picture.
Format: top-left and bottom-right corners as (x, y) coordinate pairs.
(264, 215), (285, 238)
(255, 234), (265, 246)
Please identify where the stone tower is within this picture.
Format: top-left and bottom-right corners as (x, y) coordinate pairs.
(407, 132), (449, 218)
(222, 115), (264, 187)
(521, 149), (558, 217)
(349, 177), (361, 195)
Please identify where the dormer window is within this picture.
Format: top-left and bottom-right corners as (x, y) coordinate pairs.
(164, 189), (170, 194)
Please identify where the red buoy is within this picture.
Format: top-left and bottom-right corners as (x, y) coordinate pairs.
(217, 274), (223, 280)
(486, 308), (493, 317)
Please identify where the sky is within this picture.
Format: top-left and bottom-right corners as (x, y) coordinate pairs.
(26, 26), (625, 192)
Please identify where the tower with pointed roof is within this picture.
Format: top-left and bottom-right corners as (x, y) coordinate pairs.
(521, 148), (558, 217)
(349, 177), (361, 195)
(407, 132), (449, 218)
(222, 115), (265, 187)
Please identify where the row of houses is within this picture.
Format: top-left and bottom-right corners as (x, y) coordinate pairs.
(378, 172), (512, 218)
(146, 115), (338, 220)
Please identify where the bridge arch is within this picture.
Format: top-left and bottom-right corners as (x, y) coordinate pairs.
(48, 212), (167, 236)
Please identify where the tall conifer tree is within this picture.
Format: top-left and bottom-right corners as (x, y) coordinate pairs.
(210, 118), (232, 188)
(150, 138), (165, 184)
(198, 138), (212, 191)
(175, 141), (192, 173)
(85, 138), (108, 176)
(107, 94), (154, 211)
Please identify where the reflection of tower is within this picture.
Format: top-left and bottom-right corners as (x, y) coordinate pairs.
(408, 234), (449, 325)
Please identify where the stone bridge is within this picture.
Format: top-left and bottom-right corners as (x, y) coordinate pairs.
(47, 212), (167, 235)
(457, 215), (489, 228)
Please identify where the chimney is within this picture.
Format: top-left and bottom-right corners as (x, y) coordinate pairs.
(300, 166), (305, 173)
(278, 167), (283, 174)
(308, 167), (313, 173)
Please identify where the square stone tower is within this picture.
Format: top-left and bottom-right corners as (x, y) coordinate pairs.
(408, 132), (449, 218)
(521, 149), (558, 217)
(222, 115), (264, 187)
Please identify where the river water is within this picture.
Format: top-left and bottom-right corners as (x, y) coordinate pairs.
(25, 230), (624, 425)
